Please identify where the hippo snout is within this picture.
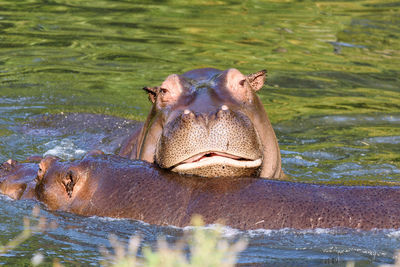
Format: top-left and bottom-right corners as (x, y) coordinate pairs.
(180, 104), (232, 126)
(155, 106), (263, 177)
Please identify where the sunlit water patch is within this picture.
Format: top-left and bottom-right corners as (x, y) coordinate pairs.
(367, 136), (400, 145)
(277, 113), (400, 184)
(43, 138), (87, 160)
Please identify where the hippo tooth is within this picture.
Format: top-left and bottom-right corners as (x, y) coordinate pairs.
(173, 156), (262, 172)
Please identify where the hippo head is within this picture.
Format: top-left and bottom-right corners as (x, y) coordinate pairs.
(34, 153), (98, 210)
(133, 68), (283, 178)
(0, 159), (38, 200)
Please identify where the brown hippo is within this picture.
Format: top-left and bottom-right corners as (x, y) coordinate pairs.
(119, 68), (284, 179)
(2, 153), (400, 230)
(0, 159), (37, 200)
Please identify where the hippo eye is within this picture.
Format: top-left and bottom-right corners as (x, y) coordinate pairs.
(160, 88), (169, 95)
(36, 167), (44, 182)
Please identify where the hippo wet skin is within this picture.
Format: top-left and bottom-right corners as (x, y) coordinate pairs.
(119, 68), (284, 179)
(1, 153), (400, 230)
(0, 159), (37, 200)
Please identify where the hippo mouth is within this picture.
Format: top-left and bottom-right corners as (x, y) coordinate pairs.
(171, 151), (262, 175)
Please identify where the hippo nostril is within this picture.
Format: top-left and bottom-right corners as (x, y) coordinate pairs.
(217, 105), (230, 118)
(182, 109), (195, 121)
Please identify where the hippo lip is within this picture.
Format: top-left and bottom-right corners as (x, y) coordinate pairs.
(171, 151), (262, 171)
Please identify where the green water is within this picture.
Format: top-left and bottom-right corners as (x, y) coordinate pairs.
(1, 0), (398, 119)
(1, 0), (400, 265)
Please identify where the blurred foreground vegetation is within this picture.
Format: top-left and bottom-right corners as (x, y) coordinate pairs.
(3, 208), (400, 266)
(1, 211), (247, 266)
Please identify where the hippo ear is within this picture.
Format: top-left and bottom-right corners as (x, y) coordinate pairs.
(6, 159), (17, 166)
(62, 170), (76, 198)
(143, 86), (159, 103)
(0, 159), (17, 171)
(246, 69), (267, 91)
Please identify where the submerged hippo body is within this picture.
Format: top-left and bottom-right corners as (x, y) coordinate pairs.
(2, 154), (400, 230)
(120, 68), (284, 179)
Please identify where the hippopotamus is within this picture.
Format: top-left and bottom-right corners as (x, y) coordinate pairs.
(119, 68), (284, 179)
(0, 159), (38, 200)
(2, 152), (400, 230)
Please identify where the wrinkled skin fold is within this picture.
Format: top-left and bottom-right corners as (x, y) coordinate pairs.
(119, 68), (284, 179)
(1, 153), (400, 230)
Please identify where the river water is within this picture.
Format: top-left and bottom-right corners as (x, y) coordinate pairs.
(0, 0), (399, 265)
